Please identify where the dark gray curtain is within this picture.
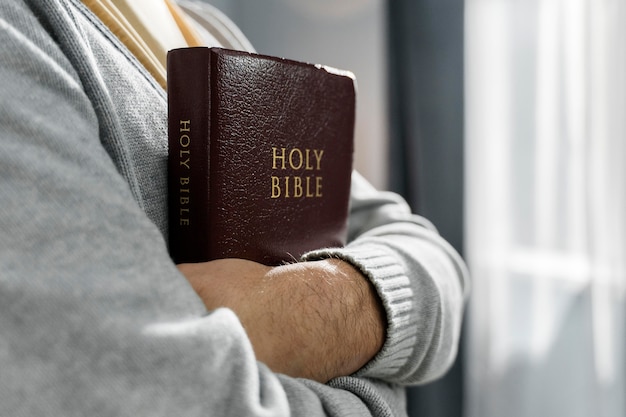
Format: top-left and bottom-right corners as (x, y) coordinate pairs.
(386, 1), (465, 417)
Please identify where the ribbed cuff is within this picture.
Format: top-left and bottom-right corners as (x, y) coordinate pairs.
(302, 243), (418, 380)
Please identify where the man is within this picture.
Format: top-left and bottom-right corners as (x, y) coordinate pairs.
(0, 0), (468, 415)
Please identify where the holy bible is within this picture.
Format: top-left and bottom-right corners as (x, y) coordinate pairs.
(167, 47), (356, 265)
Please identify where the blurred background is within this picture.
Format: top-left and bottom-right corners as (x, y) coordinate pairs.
(201, 0), (626, 416)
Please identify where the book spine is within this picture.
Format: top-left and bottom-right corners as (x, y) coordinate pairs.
(167, 47), (212, 263)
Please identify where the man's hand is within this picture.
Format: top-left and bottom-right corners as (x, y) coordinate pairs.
(177, 258), (386, 383)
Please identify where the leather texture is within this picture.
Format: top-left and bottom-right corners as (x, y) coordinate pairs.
(168, 47), (355, 265)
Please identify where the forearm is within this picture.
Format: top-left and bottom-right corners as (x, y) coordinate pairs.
(180, 258), (386, 383)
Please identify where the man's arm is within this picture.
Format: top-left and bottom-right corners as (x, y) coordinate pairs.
(178, 172), (470, 386)
(179, 257), (386, 383)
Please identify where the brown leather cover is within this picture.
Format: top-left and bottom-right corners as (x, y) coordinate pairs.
(168, 47), (355, 265)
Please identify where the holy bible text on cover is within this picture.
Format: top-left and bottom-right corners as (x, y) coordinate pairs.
(167, 47), (355, 265)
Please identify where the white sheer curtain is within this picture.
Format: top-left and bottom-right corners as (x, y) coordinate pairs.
(465, 0), (626, 416)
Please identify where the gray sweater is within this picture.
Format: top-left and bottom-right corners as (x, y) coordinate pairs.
(0, 0), (468, 416)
